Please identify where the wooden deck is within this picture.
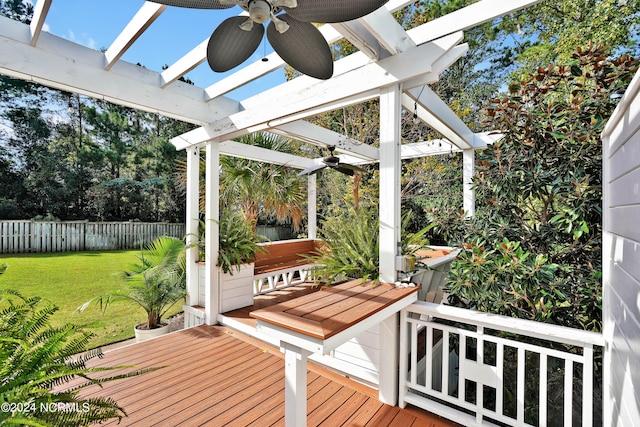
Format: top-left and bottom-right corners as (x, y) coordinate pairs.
(80, 324), (459, 426)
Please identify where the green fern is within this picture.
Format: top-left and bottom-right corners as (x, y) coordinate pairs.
(0, 290), (158, 426)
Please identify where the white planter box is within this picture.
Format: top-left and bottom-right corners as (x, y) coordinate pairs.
(220, 263), (255, 312)
(197, 262), (255, 312)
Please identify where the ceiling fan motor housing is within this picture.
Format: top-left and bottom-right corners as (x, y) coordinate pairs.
(248, 0), (271, 23)
(323, 156), (340, 167)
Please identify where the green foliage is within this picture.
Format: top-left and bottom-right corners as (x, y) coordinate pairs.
(0, 289), (156, 426)
(448, 239), (563, 321)
(310, 207), (380, 284)
(78, 236), (186, 330)
(201, 212), (267, 275)
(446, 45), (637, 331)
(309, 206), (433, 284)
(499, 0), (640, 77)
(0, 0), (33, 23)
(220, 133), (306, 231)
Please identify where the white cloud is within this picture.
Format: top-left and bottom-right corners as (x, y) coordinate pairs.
(64, 30), (97, 50)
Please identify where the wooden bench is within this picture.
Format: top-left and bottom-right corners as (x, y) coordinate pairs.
(253, 239), (323, 294)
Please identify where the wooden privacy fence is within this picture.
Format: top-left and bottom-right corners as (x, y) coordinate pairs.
(0, 220), (185, 254)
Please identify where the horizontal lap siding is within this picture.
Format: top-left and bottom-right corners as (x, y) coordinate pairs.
(0, 221), (185, 253)
(602, 69), (640, 425)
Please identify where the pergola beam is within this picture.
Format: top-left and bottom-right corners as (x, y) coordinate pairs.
(271, 121), (379, 161)
(359, 7), (416, 56)
(0, 16), (240, 125)
(172, 32), (464, 149)
(104, 2), (167, 71)
(160, 39), (208, 88)
(218, 140), (313, 169)
(409, 0), (545, 44)
(404, 87), (475, 150)
(30, 0), (52, 46)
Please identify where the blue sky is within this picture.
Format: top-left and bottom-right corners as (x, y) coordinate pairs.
(42, 1), (286, 100)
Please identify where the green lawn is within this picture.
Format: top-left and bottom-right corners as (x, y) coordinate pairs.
(0, 251), (183, 348)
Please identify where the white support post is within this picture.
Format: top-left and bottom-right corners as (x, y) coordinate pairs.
(282, 342), (311, 427)
(463, 148), (475, 218)
(185, 146), (200, 306)
(379, 84), (402, 284)
(378, 84), (402, 406)
(307, 174), (317, 239)
(204, 143), (220, 325)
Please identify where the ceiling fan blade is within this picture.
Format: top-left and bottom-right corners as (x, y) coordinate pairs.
(283, 0), (389, 23)
(148, 0), (233, 9)
(207, 17), (264, 72)
(298, 163), (327, 176)
(333, 164), (364, 176)
(267, 14), (333, 80)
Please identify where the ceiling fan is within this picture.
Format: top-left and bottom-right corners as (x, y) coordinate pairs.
(149, 0), (389, 80)
(298, 146), (365, 176)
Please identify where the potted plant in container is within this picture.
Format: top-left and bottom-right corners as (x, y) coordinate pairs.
(196, 212), (266, 312)
(78, 236), (186, 342)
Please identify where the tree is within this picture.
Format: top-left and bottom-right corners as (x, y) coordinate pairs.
(497, 0), (640, 78)
(447, 45), (638, 331)
(0, 0), (32, 23)
(219, 133), (306, 231)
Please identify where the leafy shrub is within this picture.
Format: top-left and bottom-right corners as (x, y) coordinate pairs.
(446, 44), (637, 331)
(447, 239), (564, 322)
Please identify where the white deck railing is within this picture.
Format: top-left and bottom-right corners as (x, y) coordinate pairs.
(399, 301), (605, 427)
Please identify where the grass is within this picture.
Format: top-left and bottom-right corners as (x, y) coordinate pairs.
(0, 251), (183, 349)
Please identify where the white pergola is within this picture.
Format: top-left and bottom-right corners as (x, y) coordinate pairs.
(0, 0), (543, 417)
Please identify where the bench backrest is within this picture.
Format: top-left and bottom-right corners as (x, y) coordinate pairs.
(255, 239), (321, 268)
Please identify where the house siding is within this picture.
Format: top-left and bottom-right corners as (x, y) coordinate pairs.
(602, 69), (640, 427)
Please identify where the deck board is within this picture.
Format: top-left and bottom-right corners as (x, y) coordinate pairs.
(79, 324), (458, 426)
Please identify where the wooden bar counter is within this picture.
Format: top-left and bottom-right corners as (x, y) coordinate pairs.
(251, 279), (419, 427)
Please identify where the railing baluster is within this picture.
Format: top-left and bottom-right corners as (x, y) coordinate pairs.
(442, 330), (450, 396)
(476, 326), (484, 424)
(496, 342), (504, 418)
(410, 321), (418, 385)
(540, 353), (548, 427)
(458, 331), (467, 407)
(583, 345), (594, 427)
(564, 359), (574, 426)
(517, 347), (525, 424)
(398, 309), (409, 407)
(426, 324), (433, 391)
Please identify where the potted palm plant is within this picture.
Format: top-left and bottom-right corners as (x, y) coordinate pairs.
(79, 236), (186, 342)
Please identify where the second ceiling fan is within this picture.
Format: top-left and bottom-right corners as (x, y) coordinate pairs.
(298, 146), (364, 177)
(149, 0), (389, 80)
